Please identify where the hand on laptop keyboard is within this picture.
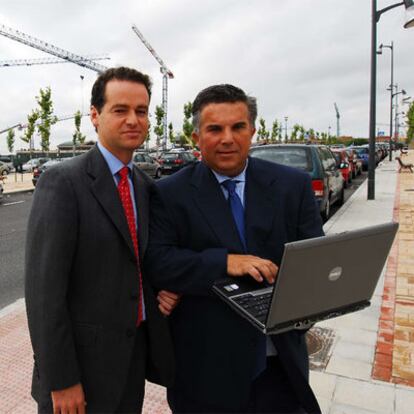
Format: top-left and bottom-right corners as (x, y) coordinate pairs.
(227, 254), (278, 284)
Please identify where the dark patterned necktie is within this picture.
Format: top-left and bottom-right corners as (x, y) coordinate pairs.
(221, 179), (247, 251)
(117, 166), (143, 325)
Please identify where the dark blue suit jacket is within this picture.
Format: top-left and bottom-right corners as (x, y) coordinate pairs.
(145, 157), (324, 412)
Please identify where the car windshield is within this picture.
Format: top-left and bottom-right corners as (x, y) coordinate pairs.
(250, 147), (312, 171)
(354, 148), (368, 155)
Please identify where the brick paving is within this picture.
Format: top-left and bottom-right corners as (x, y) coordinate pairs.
(373, 150), (414, 387)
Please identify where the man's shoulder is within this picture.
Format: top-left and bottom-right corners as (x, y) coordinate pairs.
(156, 162), (199, 190)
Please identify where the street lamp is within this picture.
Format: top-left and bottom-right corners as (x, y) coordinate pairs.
(368, 0), (414, 200)
(377, 42), (394, 160)
(284, 116), (288, 142)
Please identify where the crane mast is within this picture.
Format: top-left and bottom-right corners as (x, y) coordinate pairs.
(0, 55), (109, 68)
(0, 23), (108, 73)
(132, 24), (174, 151)
(334, 103), (341, 137)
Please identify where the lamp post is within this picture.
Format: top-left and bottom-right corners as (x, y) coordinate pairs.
(377, 42), (394, 160)
(367, 0), (414, 200)
(284, 116), (288, 142)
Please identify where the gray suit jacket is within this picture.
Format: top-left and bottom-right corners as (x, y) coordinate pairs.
(25, 146), (174, 410)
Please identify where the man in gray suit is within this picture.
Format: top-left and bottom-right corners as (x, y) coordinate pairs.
(25, 67), (178, 413)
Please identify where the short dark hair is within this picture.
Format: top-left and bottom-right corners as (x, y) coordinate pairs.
(91, 66), (152, 113)
(192, 84), (257, 131)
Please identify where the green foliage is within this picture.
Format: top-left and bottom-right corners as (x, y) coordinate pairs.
(153, 105), (164, 147)
(6, 128), (15, 153)
(36, 87), (57, 151)
(406, 102), (414, 145)
(181, 102), (193, 146)
(270, 120), (279, 142)
(290, 124), (300, 141)
(72, 110), (86, 146)
(21, 110), (39, 145)
(257, 118), (269, 142)
(168, 122), (175, 144)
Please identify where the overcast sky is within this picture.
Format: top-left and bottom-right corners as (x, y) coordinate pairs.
(0, 0), (413, 154)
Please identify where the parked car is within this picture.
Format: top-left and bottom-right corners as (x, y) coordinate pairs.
(249, 144), (344, 221)
(0, 161), (11, 176)
(133, 152), (162, 179)
(350, 146), (369, 171)
(0, 156), (14, 173)
(331, 148), (353, 186)
(0, 176), (4, 202)
(158, 151), (198, 175)
(344, 148), (363, 177)
(32, 159), (66, 186)
(23, 157), (51, 172)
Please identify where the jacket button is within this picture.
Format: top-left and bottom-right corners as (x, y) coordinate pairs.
(126, 328), (135, 338)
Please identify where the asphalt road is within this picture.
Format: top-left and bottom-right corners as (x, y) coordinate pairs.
(0, 191), (34, 309)
(0, 171), (368, 310)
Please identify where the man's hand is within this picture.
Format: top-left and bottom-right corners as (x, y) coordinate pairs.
(227, 254), (278, 283)
(157, 290), (181, 316)
(51, 382), (86, 414)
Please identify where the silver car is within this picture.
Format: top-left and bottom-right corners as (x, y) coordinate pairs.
(133, 152), (162, 179)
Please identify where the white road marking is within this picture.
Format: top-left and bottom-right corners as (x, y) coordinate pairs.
(3, 200), (25, 206)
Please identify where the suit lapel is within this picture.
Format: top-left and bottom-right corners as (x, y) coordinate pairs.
(245, 158), (280, 253)
(191, 162), (245, 252)
(131, 167), (149, 260)
(86, 146), (136, 258)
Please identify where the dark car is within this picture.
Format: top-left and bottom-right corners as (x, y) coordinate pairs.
(0, 176), (4, 203)
(133, 152), (162, 179)
(249, 144), (344, 221)
(349, 146), (374, 171)
(32, 159), (67, 186)
(158, 151), (198, 175)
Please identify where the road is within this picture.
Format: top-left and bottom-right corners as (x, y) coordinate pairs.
(0, 191), (33, 309)
(0, 171), (367, 310)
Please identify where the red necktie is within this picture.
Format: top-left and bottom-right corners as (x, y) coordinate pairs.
(117, 166), (143, 325)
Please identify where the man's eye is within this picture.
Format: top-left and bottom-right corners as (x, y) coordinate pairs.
(114, 108), (126, 113)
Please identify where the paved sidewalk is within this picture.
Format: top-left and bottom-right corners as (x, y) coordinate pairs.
(1, 172), (34, 195)
(1, 152), (413, 413)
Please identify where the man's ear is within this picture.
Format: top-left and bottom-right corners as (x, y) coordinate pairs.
(192, 131), (199, 145)
(90, 106), (99, 129)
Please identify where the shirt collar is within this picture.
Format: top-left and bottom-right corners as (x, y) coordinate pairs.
(97, 141), (134, 176)
(210, 159), (249, 185)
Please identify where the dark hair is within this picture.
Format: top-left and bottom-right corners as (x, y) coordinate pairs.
(192, 84), (257, 131)
(91, 66), (152, 113)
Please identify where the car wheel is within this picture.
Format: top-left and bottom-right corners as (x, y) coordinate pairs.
(1, 170), (7, 176)
(322, 198), (330, 222)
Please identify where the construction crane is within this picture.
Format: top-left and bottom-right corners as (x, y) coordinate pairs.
(334, 103), (341, 138)
(0, 55), (110, 68)
(0, 23), (108, 73)
(132, 24), (174, 150)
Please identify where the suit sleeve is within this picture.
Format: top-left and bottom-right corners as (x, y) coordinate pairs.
(145, 186), (228, 296)
(25, 167), (81, 391)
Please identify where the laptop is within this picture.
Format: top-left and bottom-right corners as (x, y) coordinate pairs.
(213, 222), (398, 335)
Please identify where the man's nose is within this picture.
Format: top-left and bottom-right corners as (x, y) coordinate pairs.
(221, 127), (234, 143)
(126, 110), (138, 126)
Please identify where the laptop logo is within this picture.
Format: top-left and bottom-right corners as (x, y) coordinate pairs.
(328, 267), (343, 282)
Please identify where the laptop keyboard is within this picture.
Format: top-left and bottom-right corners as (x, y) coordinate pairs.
(232, 291), (272, 323)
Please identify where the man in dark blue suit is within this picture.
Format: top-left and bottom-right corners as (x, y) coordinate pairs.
(145, 84), (324, 413)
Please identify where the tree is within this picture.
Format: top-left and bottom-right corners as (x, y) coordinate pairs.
(21, 110), (39, 147)
(153, 105), (164, 148)
(168, 122), (175, 144)
(270, 120), (279, 142)
(298, 125), (305, 141)
(406, 102), (414, 145)
(72, 110), (86, 147)
(181, 102), (193, 147)
(36, 87), (57, 151)
(6, 128), (15, 153)
(290, 124), (300, 141)
(256, 118), (269, 142)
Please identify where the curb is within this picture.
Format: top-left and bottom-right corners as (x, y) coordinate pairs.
(3, 188), (34, 196)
